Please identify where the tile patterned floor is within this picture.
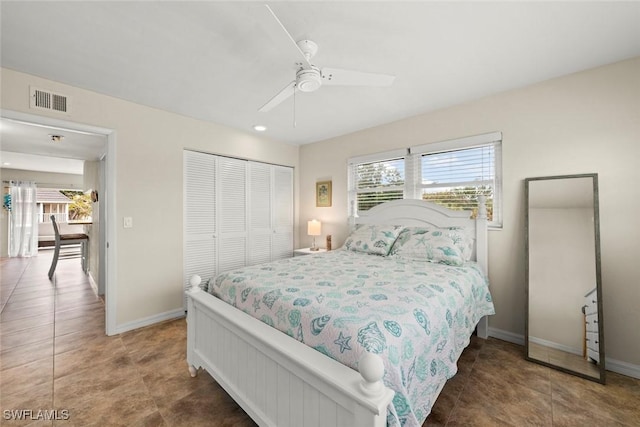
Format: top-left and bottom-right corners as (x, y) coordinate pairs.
(1, 252), (639, 426)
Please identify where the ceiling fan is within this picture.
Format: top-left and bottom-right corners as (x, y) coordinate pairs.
(258, 5), (396, 113)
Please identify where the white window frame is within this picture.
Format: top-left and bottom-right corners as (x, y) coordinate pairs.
(348, 132), (502, 228)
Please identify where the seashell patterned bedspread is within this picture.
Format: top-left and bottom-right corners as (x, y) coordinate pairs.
(208, 249), (495, 427)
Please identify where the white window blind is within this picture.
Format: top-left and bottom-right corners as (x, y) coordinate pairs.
(418, 144), (499, 223)
(349, 155), (405, 212)
(348, 132), (502, 227)
(413, 132), (502, 227)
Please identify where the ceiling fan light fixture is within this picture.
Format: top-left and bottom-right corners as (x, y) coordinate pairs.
(257, 8), (396, 115)
(296, 67), (322, 93)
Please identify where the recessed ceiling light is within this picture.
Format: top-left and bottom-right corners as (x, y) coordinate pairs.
(253, 125), (267, 132)
(3, 162), (11, 166)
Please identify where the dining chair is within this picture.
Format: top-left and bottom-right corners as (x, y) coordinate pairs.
(48, 215), (89, 280)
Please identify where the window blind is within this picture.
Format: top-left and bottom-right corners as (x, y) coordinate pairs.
(412, 132), (502, 226)
(353, 157), (405, 212)
(347, 132), (502, 226)
(419, 144), (496, 220)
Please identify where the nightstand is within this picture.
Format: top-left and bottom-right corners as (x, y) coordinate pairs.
(293, 248), (327, 256)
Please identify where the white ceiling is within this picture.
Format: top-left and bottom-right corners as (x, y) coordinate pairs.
(1, 1), (640, 149)
(0, 118), (106, 174)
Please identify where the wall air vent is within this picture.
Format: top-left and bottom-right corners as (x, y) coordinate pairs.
(29, 87), (70, 114)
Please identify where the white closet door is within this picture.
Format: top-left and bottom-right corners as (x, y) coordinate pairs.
(185, 151), (293, 309)
(218, 156), (248, 273)
(272, 165), (293, 260)
(248, 162), (272, 266)
(183, 151), (217, 308)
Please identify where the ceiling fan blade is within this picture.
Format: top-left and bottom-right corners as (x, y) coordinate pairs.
(321, 67), (396, 87)
(263, 5), (311, 67)
(259, 81), (296, 112)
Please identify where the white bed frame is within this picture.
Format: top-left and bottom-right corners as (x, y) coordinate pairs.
(187, 198), (489, 427)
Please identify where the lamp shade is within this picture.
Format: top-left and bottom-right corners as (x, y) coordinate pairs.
(307, 219), (321, 236)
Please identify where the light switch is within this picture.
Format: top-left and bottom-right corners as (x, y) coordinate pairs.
(123, 217), (133, 228)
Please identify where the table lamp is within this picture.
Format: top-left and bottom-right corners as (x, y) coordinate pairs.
(307, 219), (322, 251)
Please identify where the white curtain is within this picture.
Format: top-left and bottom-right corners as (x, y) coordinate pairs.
(8, 181), (38, 257)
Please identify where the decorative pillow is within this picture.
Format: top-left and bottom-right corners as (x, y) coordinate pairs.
(343, 224), (404, 256)
(389, 226), (473, 266)
(444, 227), (475, 262)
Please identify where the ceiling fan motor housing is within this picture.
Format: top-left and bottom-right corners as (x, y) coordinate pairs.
(296, 66), (322, 92)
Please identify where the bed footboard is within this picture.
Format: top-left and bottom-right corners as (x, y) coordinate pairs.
(187, 287), (394, 427)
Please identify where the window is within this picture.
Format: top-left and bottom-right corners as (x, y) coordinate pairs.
(348, 132), (502, 227)
(36, 188), (93, 224)
(348, 149), (406, 212)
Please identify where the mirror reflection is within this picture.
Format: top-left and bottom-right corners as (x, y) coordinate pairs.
(525, 174), (605, 383)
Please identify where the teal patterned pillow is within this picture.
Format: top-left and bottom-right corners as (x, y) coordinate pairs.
(389, 227), (472, 266)
(343, 224), (404, 256)
(444, 227), (475, 262)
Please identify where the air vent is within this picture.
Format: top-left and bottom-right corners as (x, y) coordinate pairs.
(30, 87), (70, 114)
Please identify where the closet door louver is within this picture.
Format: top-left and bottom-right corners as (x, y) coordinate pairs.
(183, 151), (217, 307)
(272, 165), (294, 260)
(248, 162), (272, 266)
(218, 157), (247, 273)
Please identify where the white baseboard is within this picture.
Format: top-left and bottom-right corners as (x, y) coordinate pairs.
(488, 327), (640, 380)
(488, 327), (524, 345)
(114, 308), (185, 335)
(606, 357), (640, 380)
(88, 272), (98, 295)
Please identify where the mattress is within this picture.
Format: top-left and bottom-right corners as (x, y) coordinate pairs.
(208, 249), (495, 426)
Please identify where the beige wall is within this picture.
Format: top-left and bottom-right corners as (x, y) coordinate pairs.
(299, 57), (640, 366)
(1, 68), (300, 328)
(0, 168), (84, 257)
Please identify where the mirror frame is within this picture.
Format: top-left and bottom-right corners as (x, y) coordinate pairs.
(524, 173), (605, 384)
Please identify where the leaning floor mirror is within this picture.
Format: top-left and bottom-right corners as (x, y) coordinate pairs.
(525, 173), (605, 383)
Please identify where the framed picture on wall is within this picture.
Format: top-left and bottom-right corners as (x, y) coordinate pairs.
(316, 181), (332, 207)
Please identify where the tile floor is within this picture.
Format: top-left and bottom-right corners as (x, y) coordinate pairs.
(1, 252), (639, 426)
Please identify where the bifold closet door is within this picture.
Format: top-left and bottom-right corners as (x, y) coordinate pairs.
(248, 163), (294, 264)
(183, 150), (217, 308)
(184, 150), (293, 309)
(272, 165), (293, 260)
(217, 156), (248, 273)
(248, 162), (272, 266)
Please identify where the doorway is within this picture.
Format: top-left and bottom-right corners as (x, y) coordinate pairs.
(0, 110), (117, 335)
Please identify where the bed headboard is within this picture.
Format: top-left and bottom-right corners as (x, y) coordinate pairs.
(350, 198), (489, 274)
